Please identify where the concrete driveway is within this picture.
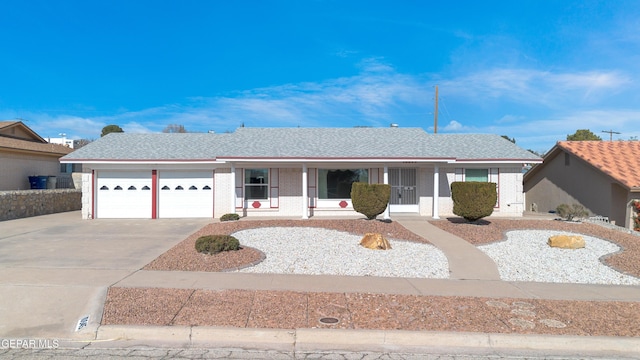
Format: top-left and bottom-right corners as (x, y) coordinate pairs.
(0, 211), (211, 339)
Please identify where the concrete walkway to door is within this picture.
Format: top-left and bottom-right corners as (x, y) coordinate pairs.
(395, 217), (501, 280)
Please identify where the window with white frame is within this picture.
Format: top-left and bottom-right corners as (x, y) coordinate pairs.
(465, 168), (489, 182)
(318, 169), (368, 199)
(455, 168), (499, 207)
(244, 169), (269, 200)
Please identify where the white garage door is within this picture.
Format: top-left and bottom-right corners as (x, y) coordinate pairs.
(97, 171), (152, 218)
(158, 171), (214, 218)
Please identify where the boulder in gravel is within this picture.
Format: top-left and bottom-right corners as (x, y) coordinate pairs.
(360, 233), (392, 250)
(548, 235), (585, 249)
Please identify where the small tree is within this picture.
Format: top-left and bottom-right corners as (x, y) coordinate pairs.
(101, 124), (124, 137)
(162, 124), (188, 133)
(451, 182), (497, 222)
(566, 129), (601, 141)
(556, 203), (589, 221)
(351, 182), (391, 220)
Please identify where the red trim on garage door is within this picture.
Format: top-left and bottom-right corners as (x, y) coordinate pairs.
(152, 170), (158, 219)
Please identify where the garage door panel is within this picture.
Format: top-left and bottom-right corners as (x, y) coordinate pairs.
(97, 171), (152, 218)
(158, 171), (214, 218)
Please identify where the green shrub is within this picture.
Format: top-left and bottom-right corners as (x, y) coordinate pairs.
(220, 213), (240, 222)
(451, 181), (497, 222)
(556, 203), (588, 221)
(195, 235), (240, 255)
(351, 182), (391, 220)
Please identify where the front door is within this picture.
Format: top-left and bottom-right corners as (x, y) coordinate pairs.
(389, 168), (418, 212)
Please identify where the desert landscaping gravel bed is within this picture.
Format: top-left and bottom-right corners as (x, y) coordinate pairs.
(430, 218), (640, 278)
(232, 227), (449, 278)
(144, 219), (427, 272)
(478, 230), (640, 285)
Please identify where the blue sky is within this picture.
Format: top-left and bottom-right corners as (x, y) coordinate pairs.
(1, 0), (639, 153)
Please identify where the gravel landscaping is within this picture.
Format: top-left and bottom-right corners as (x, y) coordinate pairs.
(145, 217), (640, 284)
(478, 230), (640, 285)
(144, 219), (427, 272)
(233, 227), (448, 278)
(106, 217), (640, 335)
(430, 218), (640, 279)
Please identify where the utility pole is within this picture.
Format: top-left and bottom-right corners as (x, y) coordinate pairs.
(602, 129), (621, 141)
(434, 85), (438, 134)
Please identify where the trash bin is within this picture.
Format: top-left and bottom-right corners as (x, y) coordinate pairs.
(28, 176), (38, 189)
(47, 176), (57, 189)
(29, 176), (47, 189)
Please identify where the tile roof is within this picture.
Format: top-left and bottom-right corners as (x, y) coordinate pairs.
(558, 141), (640, 189)
(62, 128), (542, 163)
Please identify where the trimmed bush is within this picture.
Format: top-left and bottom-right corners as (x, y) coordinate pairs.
(220, 213), (240, 222)
(351, 182), (391, 220)
(195, 235), (240, 255)
(556, 203), (588, 221)
(451, 181), (497, 222)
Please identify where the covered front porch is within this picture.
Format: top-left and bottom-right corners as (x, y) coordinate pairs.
(224, 161), (451, 220)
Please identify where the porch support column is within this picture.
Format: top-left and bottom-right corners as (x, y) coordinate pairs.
(383, 165), (390, 220)
(302, 163), (309, 219)
(432, 165), (440, 219)
(230, 164), (236, 214)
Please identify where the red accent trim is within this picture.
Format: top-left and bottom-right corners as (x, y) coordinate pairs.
(218, 156), (457, 161)
(339, 200), (348, 208)
(91, 170), (96, 219)
(151, 170), (157, 219)
(252, 201), (261, 208)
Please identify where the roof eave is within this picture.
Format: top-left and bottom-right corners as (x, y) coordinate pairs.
(60, 159), (221, 165)
(216, 157), (457, 163)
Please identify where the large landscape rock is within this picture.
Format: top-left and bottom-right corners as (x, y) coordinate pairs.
(548, 234), (585, 249)
(360, 233), (392, 250)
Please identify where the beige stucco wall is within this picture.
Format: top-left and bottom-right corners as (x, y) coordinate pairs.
(0, 151), (63, 190)
(524, 150), (632, 226)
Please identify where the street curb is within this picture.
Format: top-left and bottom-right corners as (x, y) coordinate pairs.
(94, 325), (640, 356)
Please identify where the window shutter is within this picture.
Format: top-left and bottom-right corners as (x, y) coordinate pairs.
(490, 168), (499, 207)
(308, 168), (317, 208)
(455, 168), (464, 182)
(270, 168), (279, 208)
(235, 168), (244, 209)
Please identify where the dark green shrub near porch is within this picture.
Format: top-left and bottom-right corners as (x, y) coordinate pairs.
(220, 213), (240, 221)
(451, 181), (497, 222)
(351, 182), (391, 220)
(195, 235), (240, 255)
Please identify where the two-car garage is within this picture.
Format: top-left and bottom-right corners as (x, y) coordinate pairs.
(95, 170), (214, 218)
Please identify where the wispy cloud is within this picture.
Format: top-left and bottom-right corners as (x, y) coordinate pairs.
(441, 68), (631, 107)
(7, 57), (640, 153)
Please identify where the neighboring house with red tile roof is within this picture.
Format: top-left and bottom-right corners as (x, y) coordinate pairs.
(0, 121), (75, 190)
(524, 140), (640, 229)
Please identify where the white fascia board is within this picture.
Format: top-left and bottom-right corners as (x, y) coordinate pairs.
(59, 159), (222, 165)
(454, 159), (543, 165)
(216, 157), (457, 164)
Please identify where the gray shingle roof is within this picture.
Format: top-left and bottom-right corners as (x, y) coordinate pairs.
(62, 128), (541, 162)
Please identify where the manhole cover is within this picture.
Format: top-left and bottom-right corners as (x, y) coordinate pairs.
(319, 317), (339, 325)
